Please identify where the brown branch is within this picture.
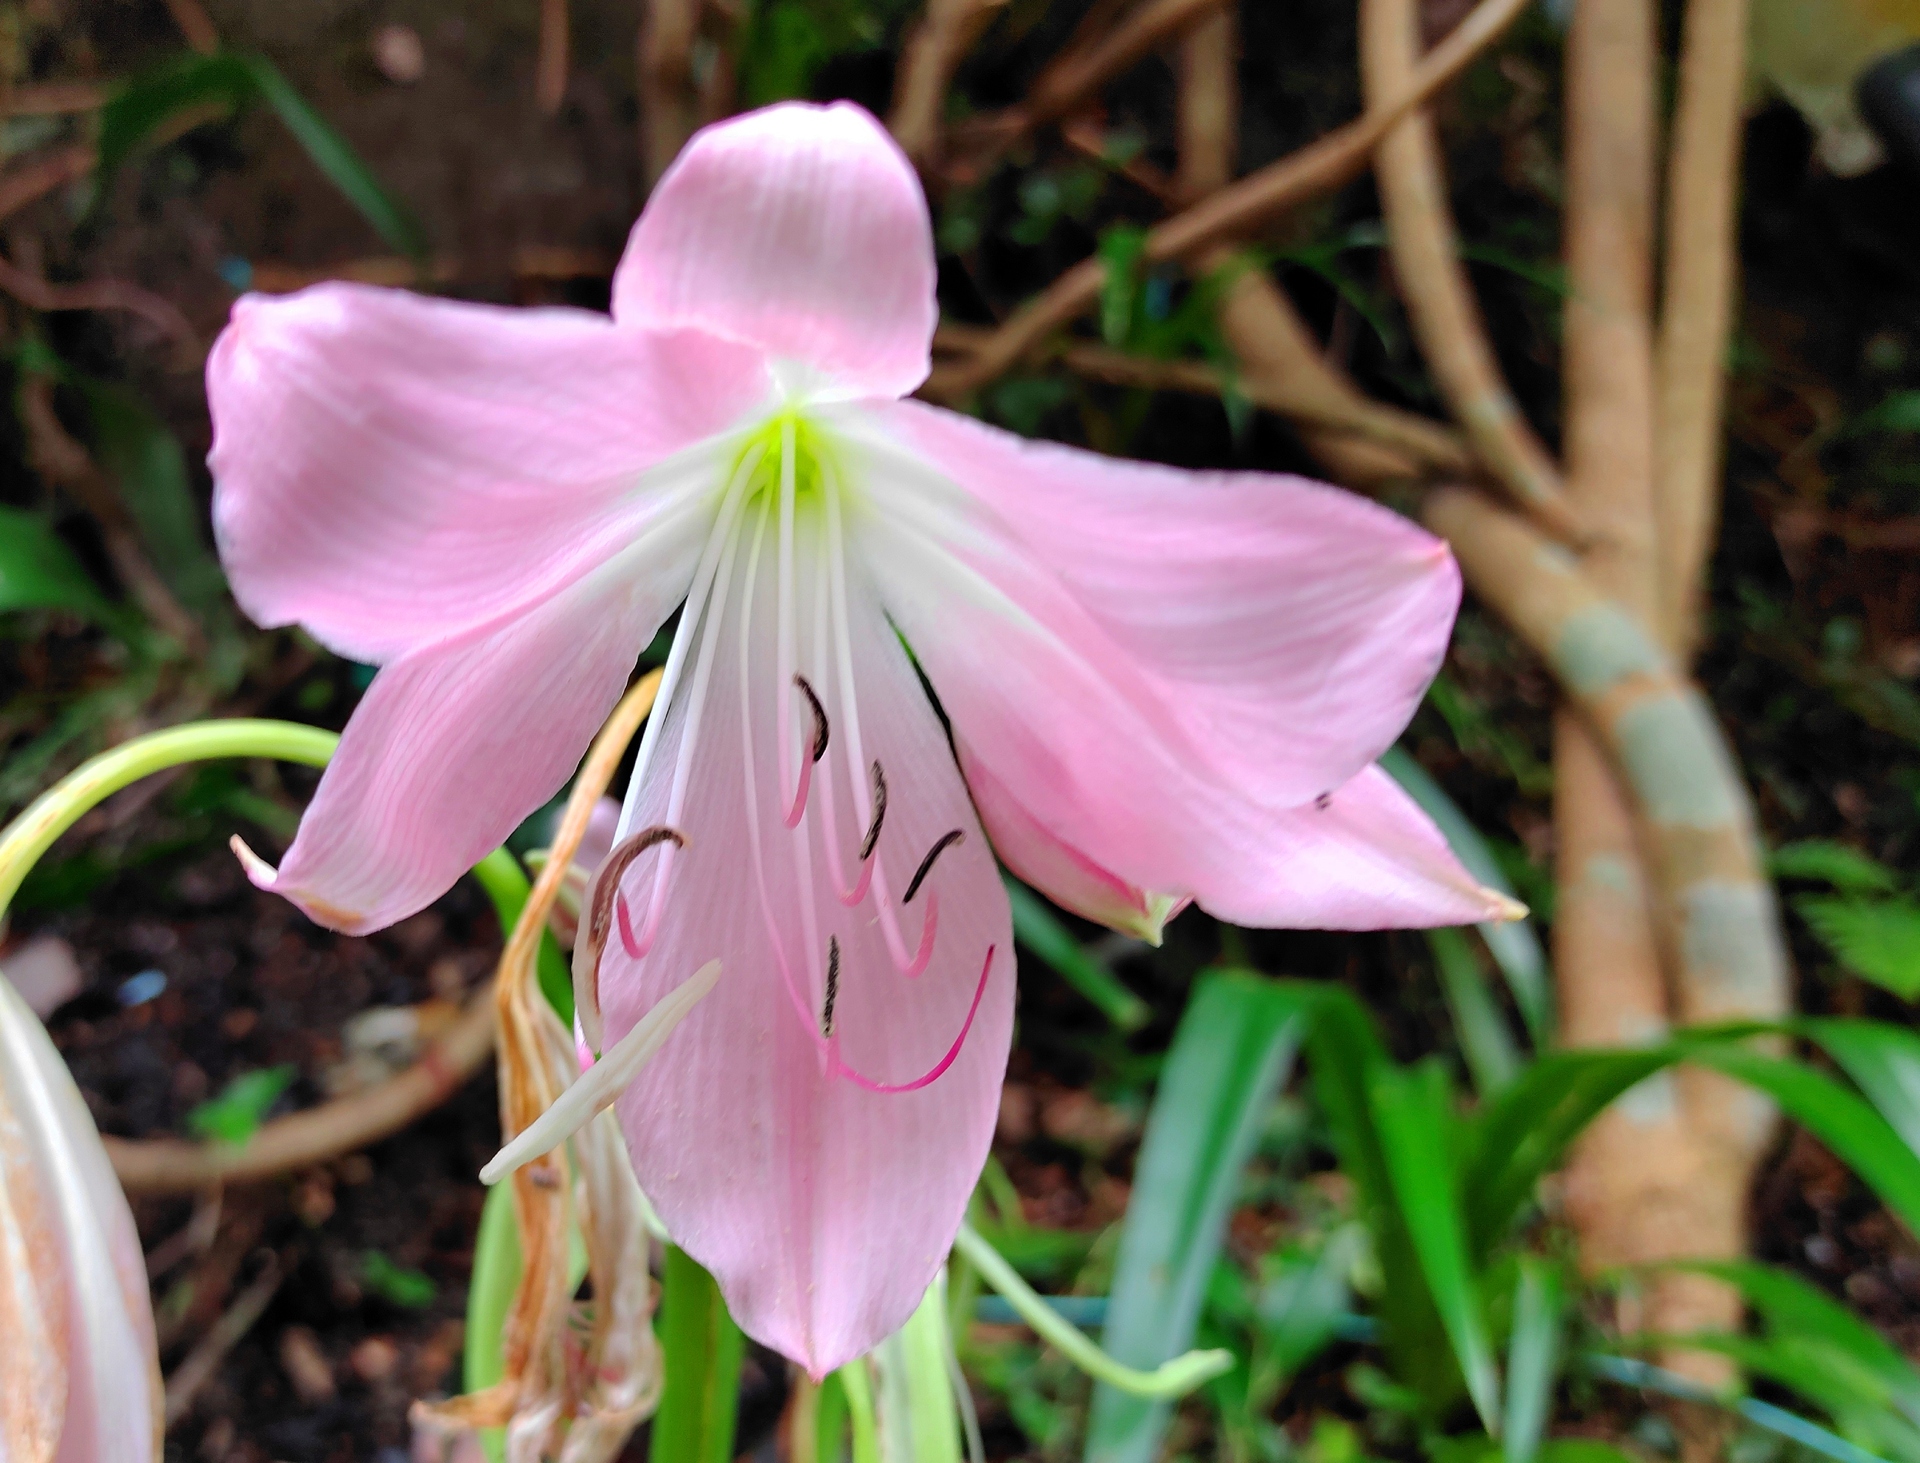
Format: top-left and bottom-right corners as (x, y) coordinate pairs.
(924, 0), (1533, 398)
(1175, 6), (1237, 201)
(7, 81), (107, 116)
(1358, 0), (1578, 539)
(639, 0), (702, 183)
(996, 0), (1225, 147)
(537, 0), (571, 113)
(891, 0), (1006, 166)
(107, 992), (495, 1192)
(0, 253), (199, 357)
(0, 144), (96, 224)
(1655, 0), (1750, 656)
(18, 376), (209, 657)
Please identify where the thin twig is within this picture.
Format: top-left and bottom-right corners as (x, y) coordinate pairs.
(1359, 0), (1579, 539)
(890, 0), (1006, 166)
(537, 0), (571, 113)
(162, 1252), (286, 1428)
(1655, 0), (1750, 655)
(18, 376), (209, 657)
(0, 144), (96, 224)
(924, 0), (1532, 397)
(0, 253), (200, 356)
(7, 81), (107, 116)
(1175, 6), (1237, 201)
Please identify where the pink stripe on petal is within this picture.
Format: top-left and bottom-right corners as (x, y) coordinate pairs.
(612, 103), (937, 401)
(261, 523), (706, 934)
(209, 283), (768, 662)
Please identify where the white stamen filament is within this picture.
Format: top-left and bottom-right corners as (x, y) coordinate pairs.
(480, 959), (721, 1186)
(616, 445), (764, 846)
(775, 417), (804, 825)
(825, 466), (935, 975)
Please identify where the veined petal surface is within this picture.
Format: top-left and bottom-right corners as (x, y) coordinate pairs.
(209, 282), (769, 663)
(851, 404), (1502, 931)
(257, 517), (711, 933)
(598, 495), (1011, 1375)
(612, 102), (937, 400)
(0, 975), (161, 1463)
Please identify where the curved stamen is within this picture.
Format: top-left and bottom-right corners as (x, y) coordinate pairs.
(821, 935), (841, 1037)
(794, 674), (830, 762)
(481, 959), (721, 1185)
(904, 829), (965, 904)
(860, 761), (887, 862)
(574, 825), (685, 1045)
(830, 944), (996, 1095)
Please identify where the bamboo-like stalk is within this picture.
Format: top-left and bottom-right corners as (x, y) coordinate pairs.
(1357, 0), (1574, 536)
(1554, 0), (1733, 1355)
(1655, 0), (1750, 656)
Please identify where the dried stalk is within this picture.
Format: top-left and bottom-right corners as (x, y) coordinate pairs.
(161, 1253), (285, 1427)
(161, 0), (218, 54)
(1358, 0), (1576, 538)
(891, 0), (1006, 166)
(420, 671), (664, 1457)
(925, 0), (1532, 398)
(6, 82), (106, 116)
(1655, 0), (1750, 655)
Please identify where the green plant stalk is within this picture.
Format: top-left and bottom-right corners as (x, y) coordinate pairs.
(841, 1359), (881, 1463)
(466, 1182), (522, 1463)
(899, 1282), (963, 1463)
(651, 1245), (747, 1463)
(1004, 876), (1151, 1030)
(0, 719), (338, 917)
(952, 1222), (1232, 1397)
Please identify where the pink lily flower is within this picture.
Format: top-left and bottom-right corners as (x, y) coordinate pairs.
(207, 100), (1511, 1373)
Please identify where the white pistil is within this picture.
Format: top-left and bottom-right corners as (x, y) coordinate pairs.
(480, 960), (721, 1186)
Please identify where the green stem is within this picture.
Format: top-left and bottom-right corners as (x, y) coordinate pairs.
(952, 1222), (1233, 1398)
(650, 1245), (746, 1463)
(0, 719), (339, 917)
(840, 1359), (881, 1463)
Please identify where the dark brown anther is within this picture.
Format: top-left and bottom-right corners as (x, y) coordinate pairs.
(860, 760), (888, 861)
(585, 825), (687, 960)
(1313, 792), (1332, 811)
(903, 829), (964, 903)
(794, 674), (829, 762)
(821, 935), (841, 1037)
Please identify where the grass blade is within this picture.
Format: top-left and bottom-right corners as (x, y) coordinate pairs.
(1503, 1258), (1564, 1463)
(1005, 875), (1150, 1030)
(1083, 970), (1305, 1463)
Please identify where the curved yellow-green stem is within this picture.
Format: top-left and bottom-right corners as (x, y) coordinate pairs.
(0, 720), (340, 918)
(953, 1222), (1233, 1398)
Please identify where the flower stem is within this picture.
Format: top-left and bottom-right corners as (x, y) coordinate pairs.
(952, 1222), (1232, 1399)
(839, 1358), (881, 1463)
(0, 719), (339, 918)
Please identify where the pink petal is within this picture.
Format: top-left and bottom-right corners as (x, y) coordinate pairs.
(883, 400), (1460, 805)
(597, 509), (1011, 1374)
(208, 282), (769, 663)
(571, 797), (625, 881)
(850, 407), (1505, 931)
(253, 524), (708, 934)
(612, 103), (937, 401)
(960, 747), (1188, 943)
